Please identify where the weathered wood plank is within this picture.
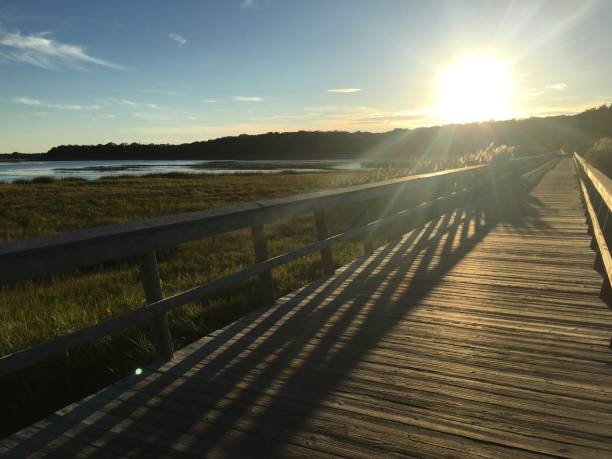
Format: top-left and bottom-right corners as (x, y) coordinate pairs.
(6, 157), (612, 458)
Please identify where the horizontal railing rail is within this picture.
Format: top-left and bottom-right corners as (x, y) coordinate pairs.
(0, 153), (558, 376)
(0, 165), (487, 284)
(574, 154), (612, 313)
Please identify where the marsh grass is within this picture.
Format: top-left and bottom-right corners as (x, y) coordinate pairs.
(0, 169), (404, 435)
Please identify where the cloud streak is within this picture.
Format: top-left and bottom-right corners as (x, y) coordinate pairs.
(140, 89), (180, 96)
(353, 109), (431, 124)
(0, 32), (128, 70)
(545, 83), (567, 91)
(233, 96), (262, 102)
(122, 99), (159, 109)
(15, 96), (101, 111)
(132, 113), (173, 122)
(167, 33), (187, 47)
(327, 88), (363, 93)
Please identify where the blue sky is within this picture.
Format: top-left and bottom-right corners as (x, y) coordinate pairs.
(1, 0), (611, 152)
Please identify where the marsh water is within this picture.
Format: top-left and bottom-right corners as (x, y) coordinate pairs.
(0, 159), (364, 182)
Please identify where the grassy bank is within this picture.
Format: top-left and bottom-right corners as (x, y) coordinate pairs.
(0, 169), (406, 435)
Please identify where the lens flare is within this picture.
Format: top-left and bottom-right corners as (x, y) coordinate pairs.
(437, 54), (513, 123)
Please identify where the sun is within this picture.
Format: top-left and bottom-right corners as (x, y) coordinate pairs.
(437, 54), (513, 124)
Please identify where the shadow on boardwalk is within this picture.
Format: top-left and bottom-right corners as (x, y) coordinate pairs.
(5, 162), (558, 458)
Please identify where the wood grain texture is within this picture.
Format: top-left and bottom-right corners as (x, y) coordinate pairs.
(3, 157), (612, 458)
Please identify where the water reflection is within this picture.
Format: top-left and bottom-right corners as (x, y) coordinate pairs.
(0, 160), (364, 182)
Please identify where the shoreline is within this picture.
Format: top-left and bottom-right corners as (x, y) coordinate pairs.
(0, 159), (367, 183)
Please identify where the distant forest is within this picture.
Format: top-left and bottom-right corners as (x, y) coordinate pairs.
(5, 104), (612, 162)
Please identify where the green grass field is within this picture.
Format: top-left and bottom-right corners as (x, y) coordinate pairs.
(0, 169), (406, 435)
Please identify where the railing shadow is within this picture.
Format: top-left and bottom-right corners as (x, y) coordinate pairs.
(494, 158), (558, 237)
(3, 164), (556, 458)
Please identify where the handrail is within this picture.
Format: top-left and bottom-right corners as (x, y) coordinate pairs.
(573, 153), (612, 307)
(0, 153), (558, 376)
(0, 164), (486, 285)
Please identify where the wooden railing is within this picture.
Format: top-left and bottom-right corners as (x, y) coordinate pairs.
(0, 154), (558, 376)
(574, 153), (612, 312)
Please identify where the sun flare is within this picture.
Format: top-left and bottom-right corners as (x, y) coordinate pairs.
(437, 54), (513, 124)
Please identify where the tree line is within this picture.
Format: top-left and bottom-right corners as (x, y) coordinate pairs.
(14, 103), (612, 162)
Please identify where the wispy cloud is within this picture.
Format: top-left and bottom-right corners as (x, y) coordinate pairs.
(353, 109), (432, 125)
(132, 113), (173, 122)
(245, 114), (308, 121)
(140, 89), (180, 96)
(303, 104), (374, 113)
(233, 96), (262, 102)
(522, 88), (545, 100)
(122, 99), (159, 109)
(0, 32), (128, 70)
(326, 88), (363, 93)
(520, 83), (568, 102)
(17, 111), (48, 119)
(240, 0), (254, 8)
(201, 99), (217, 103)
(545, 83), (567, 91)
(167, 33), (187, 47)
(15, 96), (101, 111)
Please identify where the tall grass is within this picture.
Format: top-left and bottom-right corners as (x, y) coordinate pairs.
(0, 169), (406, 436)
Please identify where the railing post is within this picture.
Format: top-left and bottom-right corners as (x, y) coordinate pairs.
(389, 191), (410, 241)
(138, 250), (173, 361)
(251, 224), (275, 305)
(594, 251), (604, 274)
(591, 192), (602, 249)
(594, 210), (609, 273)
(601, 276), (611, 307)
(585, 181), (596, 236)
(438, 177), (455, 213)
(591, 192), (606, 249)
(362, 201), (374, 256)
(314, 210), (335, 277)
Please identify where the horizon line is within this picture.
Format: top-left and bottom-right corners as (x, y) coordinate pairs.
(3, 103), (610, 154)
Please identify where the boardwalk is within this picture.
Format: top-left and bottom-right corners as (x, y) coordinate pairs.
(3, 158), (612, 458)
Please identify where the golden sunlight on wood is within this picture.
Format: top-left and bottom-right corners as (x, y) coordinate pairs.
(437, 54), (513, 123)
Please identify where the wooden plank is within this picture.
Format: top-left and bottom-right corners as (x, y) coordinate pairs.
(113, 366), (612, 456)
